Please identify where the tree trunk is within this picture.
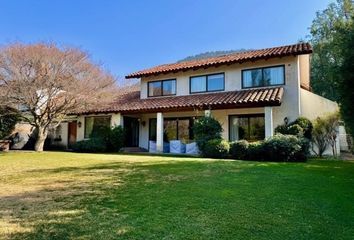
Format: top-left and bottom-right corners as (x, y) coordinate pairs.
(34, 127), (48, 152)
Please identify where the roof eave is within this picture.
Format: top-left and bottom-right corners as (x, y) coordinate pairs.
(125, 50), (312, 79)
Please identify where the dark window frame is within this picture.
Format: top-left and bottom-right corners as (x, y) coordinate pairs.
(189, 72), (225, 94)
(147, 79), (177, 97)
(241, 65), (285, 89)
(84, 115), (112, 139)
(228, 114), (265, 141)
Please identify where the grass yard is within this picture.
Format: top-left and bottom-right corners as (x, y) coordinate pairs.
(0, 152), (353, 240)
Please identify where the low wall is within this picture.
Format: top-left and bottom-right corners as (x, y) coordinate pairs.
(300, 88), (339, 120)
(300, 89), (341, 156)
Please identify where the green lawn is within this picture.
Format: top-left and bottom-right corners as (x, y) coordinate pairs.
(0, 152), (353, 240)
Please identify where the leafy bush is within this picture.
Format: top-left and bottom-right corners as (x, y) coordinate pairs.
(286, 124), (304, 137)
(263, 134), (307, 162)
(73, 125), (124, 153)
(193, 116), (222, 153)
(202, 139), (229, 158)
(311, 112), (340, 157)
(275, 117), (312, 139)
(229, 140), (249, 160)
(296, 137), (311, 162)
(0, 107), (20, 139)
(109, 126), (125, 151)
(247, 141), (265, 161)
(293, 117), (313, 139)
(72, 138), (107, 153)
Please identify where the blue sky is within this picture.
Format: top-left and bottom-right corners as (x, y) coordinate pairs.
(0, 0), (332, 78)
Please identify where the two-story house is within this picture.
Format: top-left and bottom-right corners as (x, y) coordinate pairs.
(52, 43), (339, 153)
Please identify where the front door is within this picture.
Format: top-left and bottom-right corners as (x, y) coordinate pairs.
(68, 121), (77, 148)
(124, 117), (139, 147)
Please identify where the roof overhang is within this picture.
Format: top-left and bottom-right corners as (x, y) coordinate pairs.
(126, 43), (312, 79)
(73, 87), (284, 115)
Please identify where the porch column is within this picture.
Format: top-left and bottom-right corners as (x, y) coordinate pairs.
(156, 112), (164, 153)
(265, 106), (274, 138)
(111, 113), (123, 127)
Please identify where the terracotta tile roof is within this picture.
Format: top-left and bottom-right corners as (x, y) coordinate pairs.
(76, 87), (284, 114)
(126, 43), (312, 79)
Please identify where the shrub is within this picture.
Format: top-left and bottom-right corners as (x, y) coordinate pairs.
(193, 116), (222, 153)
(287, 124), (304, 137)
(72, 138), (107, 153)
(293, 117), (313, 139)
(91, 125), (111, 142)
(263, 134), (307, 162)
(275, 117), (312, 139)
(0, 107), (20, 139)
(230, 140), (249, 160)
(311, 112), (340, 157)
(296, 137), (310, 162)
(202, 139), (229, 158)
(247, 141), (265, 161)
(109, 126), (125, 151)
(79, 126), (125, 152)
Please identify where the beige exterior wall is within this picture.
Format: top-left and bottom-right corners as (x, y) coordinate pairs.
(140, 55), (305, 128)
(300, 88), (339, 120)
(50, 122), (68, 147)
(140, 56), (302, 98)
(300, 89), (340, 156)
(298, 54), (310, 89)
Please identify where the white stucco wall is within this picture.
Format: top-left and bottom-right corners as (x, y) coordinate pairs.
(300, 88), (340, 156)
(77, 115), (85, 141)
(300, 88), (339, 120)
(140, 56), (302, 98)
(140, 56), (304, 130)
(57, 122), (69, 147)
(298, 54), (310, 89)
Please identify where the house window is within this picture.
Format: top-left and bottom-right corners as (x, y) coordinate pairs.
(149, 117), (194, 143)
(190, 73), (224, 93)
(229, 114), (265, 141)
(148, 79), (176, 97)
(84, 116), (111, 138)
(242, 65), (285, 88)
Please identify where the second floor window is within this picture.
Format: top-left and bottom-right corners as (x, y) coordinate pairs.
(190, 73), (224, 93)
(148, 79), (176, 97)
(242, 65), (285, 88)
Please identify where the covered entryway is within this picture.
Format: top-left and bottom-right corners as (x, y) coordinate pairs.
(124, 117), (139, 147)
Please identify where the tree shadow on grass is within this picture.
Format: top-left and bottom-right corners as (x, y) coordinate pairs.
(1, 159), (248, 240)
(2, 158), (351, 240)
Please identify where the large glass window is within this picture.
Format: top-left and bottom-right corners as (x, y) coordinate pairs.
(190, 73), (224, 93)
(162, 80), (176, 95)
(148, 79), (176, 97)
(242, 65), (285, 88)
(190, 76), (206, 93)
(207, 74), (225, 91)
(229, 115), (265, 141)
(84, 116), (111, 138)
(149, 117), (194, 143)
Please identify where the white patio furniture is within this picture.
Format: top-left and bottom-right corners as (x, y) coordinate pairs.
(169, 140), (186, 154)
(149, 140), (157, 153)
(185, 142), (200, 155)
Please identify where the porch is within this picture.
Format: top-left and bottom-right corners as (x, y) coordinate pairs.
(70, 106), (277, 153)
(54, 86), (285, 152)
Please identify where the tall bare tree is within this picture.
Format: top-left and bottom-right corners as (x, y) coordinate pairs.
(0, 43), (116, 151)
